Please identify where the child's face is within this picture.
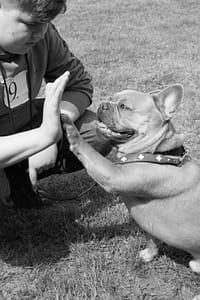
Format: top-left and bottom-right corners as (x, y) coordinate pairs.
(0, 2), (48, 54)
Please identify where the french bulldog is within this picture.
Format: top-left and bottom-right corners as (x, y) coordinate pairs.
(62, 84), (200, 274)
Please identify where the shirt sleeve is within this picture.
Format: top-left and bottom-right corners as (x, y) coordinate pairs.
(44, 23), (93, 106)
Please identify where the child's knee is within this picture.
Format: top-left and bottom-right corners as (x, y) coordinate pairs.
(0, 169), (11, 205)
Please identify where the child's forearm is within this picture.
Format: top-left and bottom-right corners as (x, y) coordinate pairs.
(0, 127), (55, 168)
(60, 91), (90, 122)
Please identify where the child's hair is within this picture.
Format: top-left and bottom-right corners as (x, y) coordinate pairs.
(16, 0), (67, 23)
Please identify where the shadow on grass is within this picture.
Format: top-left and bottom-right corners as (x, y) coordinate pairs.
(0, 197), (193, 273)
(0, 197), (132, 267)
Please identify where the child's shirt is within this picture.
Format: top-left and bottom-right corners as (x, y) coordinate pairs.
(0, 23), (93, 135)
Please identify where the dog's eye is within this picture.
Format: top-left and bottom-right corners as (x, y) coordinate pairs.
(119, 103), (130, 110)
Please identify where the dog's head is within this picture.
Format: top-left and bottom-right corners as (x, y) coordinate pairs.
(96, 84), (184, 155)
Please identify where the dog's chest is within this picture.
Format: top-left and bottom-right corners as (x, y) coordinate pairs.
(122, 195), (175, 241)
(123, 196), (158, 229)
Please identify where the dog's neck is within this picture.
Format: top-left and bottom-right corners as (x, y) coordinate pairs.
(155, 123), (184, 153)
(116, 121), (184, 158)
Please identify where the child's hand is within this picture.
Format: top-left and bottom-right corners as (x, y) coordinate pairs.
(41, 71), (70, 142)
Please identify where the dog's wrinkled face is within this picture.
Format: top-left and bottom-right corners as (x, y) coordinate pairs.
(97, 91), (162, 143)
(96, 84), (183, 153)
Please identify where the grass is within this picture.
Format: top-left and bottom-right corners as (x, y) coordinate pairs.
(1, 0), (200, 299)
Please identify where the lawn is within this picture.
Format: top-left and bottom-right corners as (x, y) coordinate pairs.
(1, 0), (200, 299)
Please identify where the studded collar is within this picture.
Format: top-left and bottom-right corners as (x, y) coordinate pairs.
(117, 146), (188, 167)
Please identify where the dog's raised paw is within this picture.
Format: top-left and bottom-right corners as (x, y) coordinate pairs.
(61, 117), (82, 153)
(139, 248), (158, 262)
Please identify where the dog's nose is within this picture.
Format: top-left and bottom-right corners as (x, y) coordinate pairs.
(100, 102), (109, 110)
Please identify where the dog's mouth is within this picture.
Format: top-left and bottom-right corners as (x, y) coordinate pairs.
(96, 121), (137, 143)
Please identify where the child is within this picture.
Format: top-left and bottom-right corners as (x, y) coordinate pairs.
(0, 0), (110, 208)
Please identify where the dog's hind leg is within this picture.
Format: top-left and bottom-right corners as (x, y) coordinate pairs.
(189, 253), (200, 273)
(139, 234), (159, 262)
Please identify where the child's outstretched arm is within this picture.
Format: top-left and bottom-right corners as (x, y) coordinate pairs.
(0, 71), (70, 168)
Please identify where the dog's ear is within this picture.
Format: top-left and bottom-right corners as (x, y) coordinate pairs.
(151, 84), (184, 120)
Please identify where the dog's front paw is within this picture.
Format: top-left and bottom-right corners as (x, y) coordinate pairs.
(139, 247), (158, 262)
(61, 114), (82, 154)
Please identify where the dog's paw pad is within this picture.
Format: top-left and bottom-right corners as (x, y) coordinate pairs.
(66, 130), (81, 152)
(139, 248), (158, 262)
(189, 260), (200, 273)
